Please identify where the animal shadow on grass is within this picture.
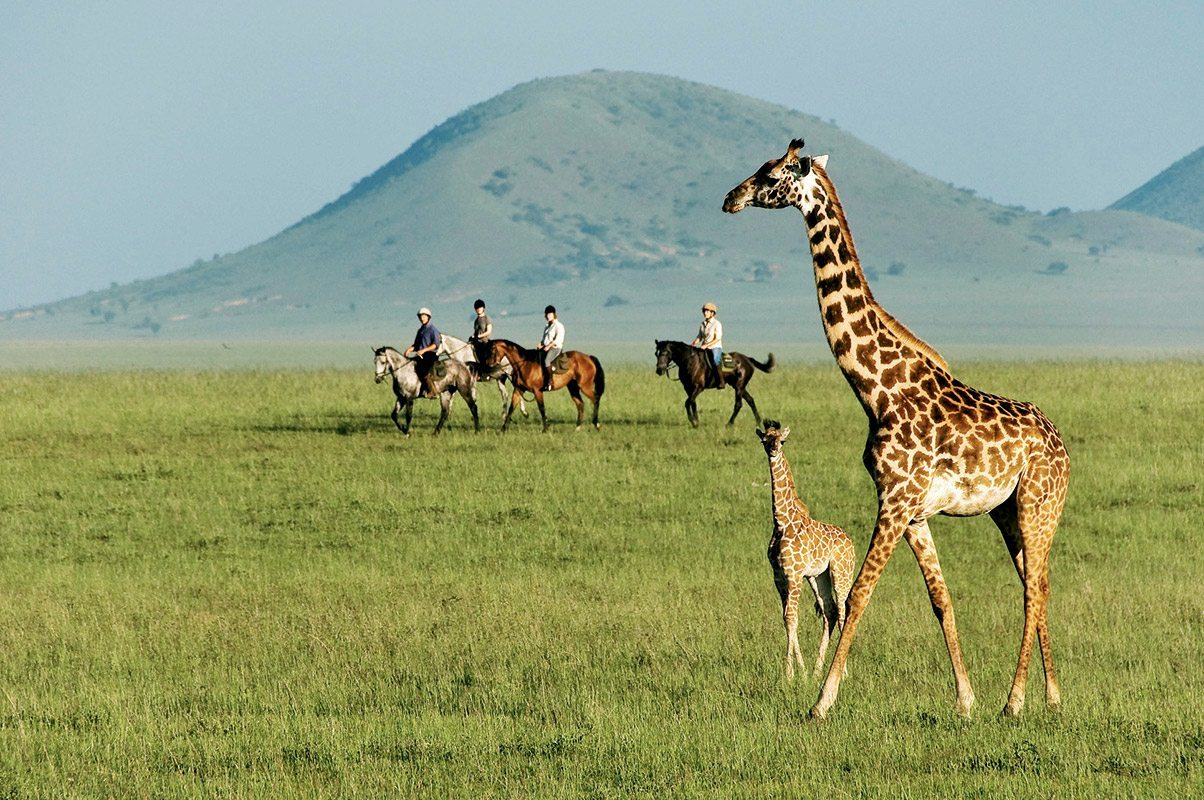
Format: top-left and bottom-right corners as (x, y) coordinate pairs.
(245, 412), (381, 437)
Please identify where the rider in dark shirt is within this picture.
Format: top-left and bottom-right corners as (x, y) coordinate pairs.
(404, 307), (441, 398)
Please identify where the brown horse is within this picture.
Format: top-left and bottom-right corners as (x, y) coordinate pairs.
(482, 339), (605, 432)
(654, 339), (775, 427)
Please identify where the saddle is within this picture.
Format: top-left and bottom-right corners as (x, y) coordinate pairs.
(550, 352), (571, 373)
(712, 353), (735, 388)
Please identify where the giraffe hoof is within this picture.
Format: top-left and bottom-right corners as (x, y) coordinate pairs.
(1001, 702), (1023, 718)
(807, 705), (828, 721)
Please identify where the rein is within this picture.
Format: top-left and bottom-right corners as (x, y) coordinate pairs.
(440, 336), (474, 361)
(657, 345), (683, 381)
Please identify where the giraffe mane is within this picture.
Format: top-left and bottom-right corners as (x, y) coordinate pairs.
(811, 163), (951, 374)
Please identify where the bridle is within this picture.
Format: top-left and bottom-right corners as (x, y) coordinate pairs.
(374, 349), (409, 383)
(656, 345), (679, 380)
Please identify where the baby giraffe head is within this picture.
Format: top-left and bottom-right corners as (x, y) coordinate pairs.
(723, 138), (830, 213)
(756, 419), (791, 457)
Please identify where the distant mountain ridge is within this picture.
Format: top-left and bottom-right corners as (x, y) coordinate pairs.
(4, 71), (1203, 352)
(1110, 146), (1204, 233)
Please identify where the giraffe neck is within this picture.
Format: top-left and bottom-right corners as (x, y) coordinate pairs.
(800, 166), (949, 417)
(768, 450), (808, 524)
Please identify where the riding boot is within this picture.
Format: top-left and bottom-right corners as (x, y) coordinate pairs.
(542, 365), (552, 392)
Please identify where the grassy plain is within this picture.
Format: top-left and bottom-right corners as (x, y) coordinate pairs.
(1, 360), (1202, 798)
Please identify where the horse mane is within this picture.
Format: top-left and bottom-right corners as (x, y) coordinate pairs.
(494, 338), (540, 361)
(812, 164), (950, 373)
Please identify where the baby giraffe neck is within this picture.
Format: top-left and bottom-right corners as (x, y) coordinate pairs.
(768, 450), (808, 521)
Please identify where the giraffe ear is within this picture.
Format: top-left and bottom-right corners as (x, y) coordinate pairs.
(812, 154), (829, 169)
(788, 156), (812, 177)
(781, 426), (791, 441)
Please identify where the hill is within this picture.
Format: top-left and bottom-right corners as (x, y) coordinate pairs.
(4, 71), (1204, 353)
(1110, 146), (1204, 233)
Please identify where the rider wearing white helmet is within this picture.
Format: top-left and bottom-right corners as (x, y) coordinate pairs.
(404, 307), (442, 398)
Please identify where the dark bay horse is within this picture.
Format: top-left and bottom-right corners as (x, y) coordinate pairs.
(373, 346), (480, 436)
(482, 339), (605, 432)
(654, 340), (775, 427)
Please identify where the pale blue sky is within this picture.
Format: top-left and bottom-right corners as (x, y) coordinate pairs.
(3, 1), (1201, 309)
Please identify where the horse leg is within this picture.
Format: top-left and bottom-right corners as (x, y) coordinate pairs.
(727, 385), (745, 426)
(501, 387), (523, 432)
(402, 400), (414, 438)
(581, 381), (601, 430)
(433, 393), (451, 435)
(463, 387), (480, 432)
(567, 381), (585, 431)
(534, 389), (548, 432)
(391, 399), (404, 433)
(685, 387), (701, 428)
(496, 378), (510, 420)
(737, 376), (762, 425)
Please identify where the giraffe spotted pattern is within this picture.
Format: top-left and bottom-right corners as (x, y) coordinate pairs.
(725, 139), (1070, 720)
(757, 421), (856, 681)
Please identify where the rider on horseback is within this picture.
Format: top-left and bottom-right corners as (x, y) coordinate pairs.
(404, 307), (441, 398)
(468, 299), (495, 380)
(537, 304), (565, 391)
(691, 302), (724, 387)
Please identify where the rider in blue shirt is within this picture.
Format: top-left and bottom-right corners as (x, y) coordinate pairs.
(404, 307), (441, 397)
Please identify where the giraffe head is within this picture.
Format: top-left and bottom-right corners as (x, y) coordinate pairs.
(756, 419), (791, 456)
(723, 139), (829, 214)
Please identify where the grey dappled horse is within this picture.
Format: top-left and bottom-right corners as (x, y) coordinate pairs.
(441, 333), (526, 419)
(372, 346), (479, 436)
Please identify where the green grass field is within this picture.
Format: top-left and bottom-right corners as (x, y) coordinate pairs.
(2, 360), (1202, 797)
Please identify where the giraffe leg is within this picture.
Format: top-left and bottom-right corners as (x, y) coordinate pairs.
(784, 581), (803, 680)
(903, 520), (976, 717)
(999, 460), (1066, 716)
(811, 510), (908, 719)
(808, 573), (835, 679)
(990, 496), (1062, 714)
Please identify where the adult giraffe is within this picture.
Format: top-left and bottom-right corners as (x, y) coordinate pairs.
(723, 139), (1069, 719)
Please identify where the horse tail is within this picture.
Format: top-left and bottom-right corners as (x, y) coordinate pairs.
(749, 352), (777, 373)
(590, 356), (606, 397)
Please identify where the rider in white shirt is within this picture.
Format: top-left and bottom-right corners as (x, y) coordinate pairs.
(691, 301), (724, 385)
(537, 304), (565, 391)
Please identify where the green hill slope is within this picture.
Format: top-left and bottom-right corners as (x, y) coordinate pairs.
(5, 71), (1203, 352)
(1110, 146), (1204, 233)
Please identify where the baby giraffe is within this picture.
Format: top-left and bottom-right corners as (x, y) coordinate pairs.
(757, 420), (856, 679)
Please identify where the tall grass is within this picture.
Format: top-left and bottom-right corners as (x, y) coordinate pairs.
(1, 361), (1201, 797)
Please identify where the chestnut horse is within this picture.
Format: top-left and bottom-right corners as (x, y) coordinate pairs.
(482, 339), (604, 432)
(654, 339), (775, 427)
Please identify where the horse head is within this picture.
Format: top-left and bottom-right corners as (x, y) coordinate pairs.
(654, 340), (672, 375)
(372, 346), (395, 384)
